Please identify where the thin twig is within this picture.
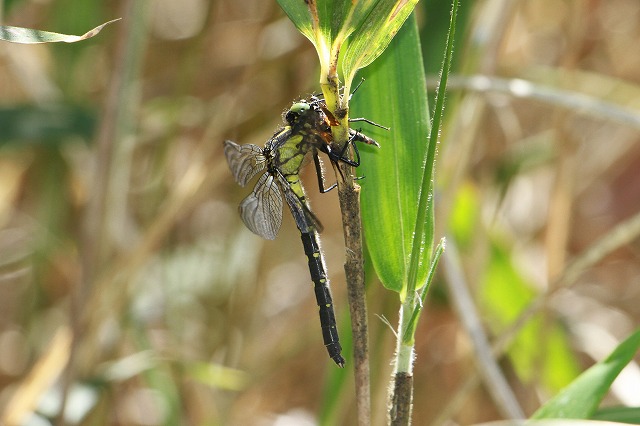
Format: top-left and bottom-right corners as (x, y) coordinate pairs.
(442, 239), (525, 419)
(435, 74), (640, 129)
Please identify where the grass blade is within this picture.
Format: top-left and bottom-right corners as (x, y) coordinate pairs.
(533, 329), (640, 419)
(355, 13), (430, 295)
(0, 19), (120, 44)
(342, 0), (420, 93)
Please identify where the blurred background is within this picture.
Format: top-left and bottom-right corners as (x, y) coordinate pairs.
(0, 0), (639, 425)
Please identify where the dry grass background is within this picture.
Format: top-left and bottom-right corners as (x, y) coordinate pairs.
(0, 0), (639, 425)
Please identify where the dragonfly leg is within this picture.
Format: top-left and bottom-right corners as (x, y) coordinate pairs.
(313, 149), (337, 194)
(327, 131), (361, 167)
(348, 117), (389, 131)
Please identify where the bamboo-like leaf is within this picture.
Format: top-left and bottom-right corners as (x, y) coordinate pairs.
(342, 0), (420, 89)
(0, 18), (120, 44)
(276, 0), (385, 49)
(532, 329), (640, 419)
(277, 0), (343, 78)
(355, 14), (430, 294)
(277, 0), (418, 93)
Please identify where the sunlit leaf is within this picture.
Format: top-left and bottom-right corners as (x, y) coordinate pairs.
(342, 0), (420, 86)
(278, 0), (418, 92)
(0, 18), (120, 44)
(356, 14), (430, 294)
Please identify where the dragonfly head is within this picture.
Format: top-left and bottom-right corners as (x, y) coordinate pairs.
(285, 101), (311, 126)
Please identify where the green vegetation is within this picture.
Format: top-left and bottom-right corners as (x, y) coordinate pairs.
(1, 1), (639, 425)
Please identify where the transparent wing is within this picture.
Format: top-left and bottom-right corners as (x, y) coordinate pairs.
(239, 173), (283, 240)
(224, 140), (266, 187)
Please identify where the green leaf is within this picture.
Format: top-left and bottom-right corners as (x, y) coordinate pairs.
(592, 406), (640, 424)
(0, 18), (120, 44)
(277, 0), (419, 93)
(533, 329), (640, 419)
(342, 0), (420, 89)
(355, 13), (430, 294)
(276, 0), (370, 77)
(402, 238), (445, 344)
(480, 241), (580, 391)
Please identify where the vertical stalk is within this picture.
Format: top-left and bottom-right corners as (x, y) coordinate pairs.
(390, 297), (415, 426)
(332, 144), (371, 426)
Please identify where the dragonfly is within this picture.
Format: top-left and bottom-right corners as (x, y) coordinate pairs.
(224, 96), (381, 367)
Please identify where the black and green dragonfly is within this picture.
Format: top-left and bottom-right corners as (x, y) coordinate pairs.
(224, 96), (380, 367)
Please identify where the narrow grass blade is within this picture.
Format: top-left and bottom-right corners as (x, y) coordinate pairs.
(0, 19), (120, 44)
(532, 329), (640, 419)
(592, 406), (640, 424)
(402, 238), (445, 344)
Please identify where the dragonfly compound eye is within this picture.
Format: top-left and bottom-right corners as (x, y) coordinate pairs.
(286, 102), (311, 124)
(290, 102), (310, 114)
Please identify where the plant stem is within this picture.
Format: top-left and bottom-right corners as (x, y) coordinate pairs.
(332, 159), (371, 426)
(390, 372), (413, 426)
(390, 297), (415, 425)
(396, 301), (415, 372)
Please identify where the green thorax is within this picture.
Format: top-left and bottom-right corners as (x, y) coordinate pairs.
(266, 100), (330, 201)
(267, 125), (316, 177)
